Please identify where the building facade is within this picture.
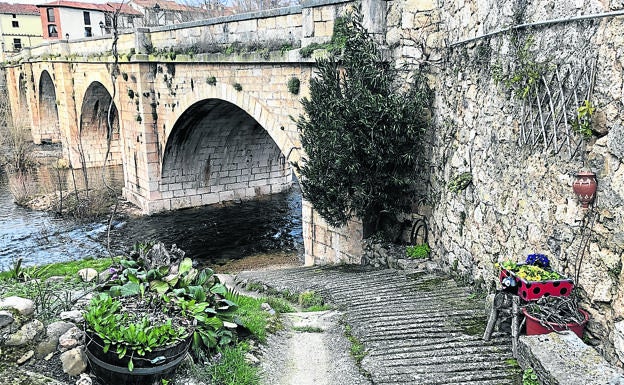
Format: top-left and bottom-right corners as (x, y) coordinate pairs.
(0, 3), (43, 60)
(37, 1), (142, 40)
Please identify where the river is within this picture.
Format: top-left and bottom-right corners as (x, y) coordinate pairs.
(0, 171), (303, 272)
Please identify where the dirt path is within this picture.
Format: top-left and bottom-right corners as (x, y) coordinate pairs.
(258, 310), (371, 385)
(220, 272), (371, 385)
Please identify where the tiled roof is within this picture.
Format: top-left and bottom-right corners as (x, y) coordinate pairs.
(0, 2), (40, 15)
(36, 1), (109, 12)
(105, 2), (142, 16)
(36, 0), (142, 15)
(129, 0), (194, 12)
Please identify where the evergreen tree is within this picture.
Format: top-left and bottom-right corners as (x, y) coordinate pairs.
(295, 10), (432, 236)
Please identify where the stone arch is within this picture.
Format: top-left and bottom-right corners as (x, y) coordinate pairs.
(37, 70), (60, 144)
(78, 81), (122, 168)
(160, 98), (293, 210)
(167, 83), (302, 167)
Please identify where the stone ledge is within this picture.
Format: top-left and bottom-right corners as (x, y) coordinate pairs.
(518, 331), (624, 385)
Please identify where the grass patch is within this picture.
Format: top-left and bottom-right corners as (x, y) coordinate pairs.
(298, 290), (332, 312)
(292, 326), (324, 333)
(225, 292), (272, 342)
(344, 324), (367, 364)
(195, 341), (260, 385)
(265, 297), (295, 313)
(302, 304), (333, 312)
(0, 257), (114, 282)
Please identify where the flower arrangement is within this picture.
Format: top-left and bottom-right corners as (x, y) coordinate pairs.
(497, 254), (574, 301)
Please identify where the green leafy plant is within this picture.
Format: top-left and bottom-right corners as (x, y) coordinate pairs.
(497, 260), (561, 281)
(448, 172), (473, 193)
(406, 243), (430, 259)
(233, 82), (243, 92)
(94, 245), (242, 364)
(84, 293), (189, 371)
(522, 368), (539, 385)
(299, 16), (349, 58)
(499, 35), (550, 100)
(295, 9), (432, 236)
(206, 76), (217, 86)
(287, 77), (300, 95)
(571, 99), (595, 139)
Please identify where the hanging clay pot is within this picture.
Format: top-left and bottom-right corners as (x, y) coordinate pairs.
(572, 171), (597, 208)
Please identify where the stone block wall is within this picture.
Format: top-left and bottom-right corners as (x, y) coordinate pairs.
(389, 0), (624, 364)
(302, 199), (364, 265)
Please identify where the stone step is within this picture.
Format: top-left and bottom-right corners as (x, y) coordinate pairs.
(237, 267), (518, 384)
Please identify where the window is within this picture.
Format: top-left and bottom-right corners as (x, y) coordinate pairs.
(48, 24), (58, 37)
(46, 8), (55, 22)
(84, 27), (92, 37)
(83, 11), (91, 25)
(12, 14), (16, 18)
(13, 38), (22, 51)
(12, 20), (19, 28)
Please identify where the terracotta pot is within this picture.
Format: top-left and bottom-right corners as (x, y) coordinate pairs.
(572, 171), (597, 208)
(522, 308), (589, 338)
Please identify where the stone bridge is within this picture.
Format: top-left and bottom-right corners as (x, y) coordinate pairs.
(2, 0), (385, 265)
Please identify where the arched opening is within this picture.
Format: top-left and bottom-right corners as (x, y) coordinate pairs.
(37, 70), (60, 144)
(78, 81), (121, 168)
(161, 98), (293, 207)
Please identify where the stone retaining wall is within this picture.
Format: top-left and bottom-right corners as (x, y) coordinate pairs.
(389, 0), (624, 364)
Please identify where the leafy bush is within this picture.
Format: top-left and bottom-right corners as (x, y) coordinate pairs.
(406, 244), (430, 259)
(287, 77), (300, 95)
(295, 9), (432, 236)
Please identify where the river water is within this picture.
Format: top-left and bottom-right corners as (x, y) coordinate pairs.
(0, 171), (303, 271)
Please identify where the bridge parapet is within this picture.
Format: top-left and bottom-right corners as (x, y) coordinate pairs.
(7, 0), (353, 65)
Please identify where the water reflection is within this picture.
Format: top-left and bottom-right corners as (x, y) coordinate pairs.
(0, 170), (303, 271)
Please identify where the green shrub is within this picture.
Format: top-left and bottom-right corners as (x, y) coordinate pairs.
(287, 77), (300, 95)
(406, 243), (430, 259)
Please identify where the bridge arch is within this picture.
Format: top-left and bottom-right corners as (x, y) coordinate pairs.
(168, 83), (301, 165)
(78, 81), (122, 168)
(37, 70), (60, 144)
(160, 97), (293, 209)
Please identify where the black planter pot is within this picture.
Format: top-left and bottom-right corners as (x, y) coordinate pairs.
(85, 330), (192, 385)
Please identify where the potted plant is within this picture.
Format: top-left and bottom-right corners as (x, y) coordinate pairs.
(522, 295), (590, 337)
(84, 243), (240, 385)
(498, 254), (574, 301)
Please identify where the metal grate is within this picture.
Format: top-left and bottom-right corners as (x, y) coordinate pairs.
(517, 57), (597, 159)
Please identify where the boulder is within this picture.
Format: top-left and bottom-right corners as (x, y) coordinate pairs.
(36, 321), (74, 357)
(0, 310), (15, 328)
(60, 310), (83, 324)
(58, 326), (84, 352)
(5, 319), (45, 346)
(77, 268), (98, 282)
(60, 347), (87, 376)
(0, 296), (35, 316)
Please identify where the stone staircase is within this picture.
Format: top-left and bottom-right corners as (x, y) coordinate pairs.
(236, 266), (521, 385)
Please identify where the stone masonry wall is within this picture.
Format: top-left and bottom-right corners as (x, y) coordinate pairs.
(388, 0), (624, 364)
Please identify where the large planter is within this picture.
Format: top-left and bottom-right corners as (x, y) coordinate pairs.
(523, 308), (589, 338)
(499, 266), (574, 301)
(572, 171), (597, 208)
(85, 330), (191, 385)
